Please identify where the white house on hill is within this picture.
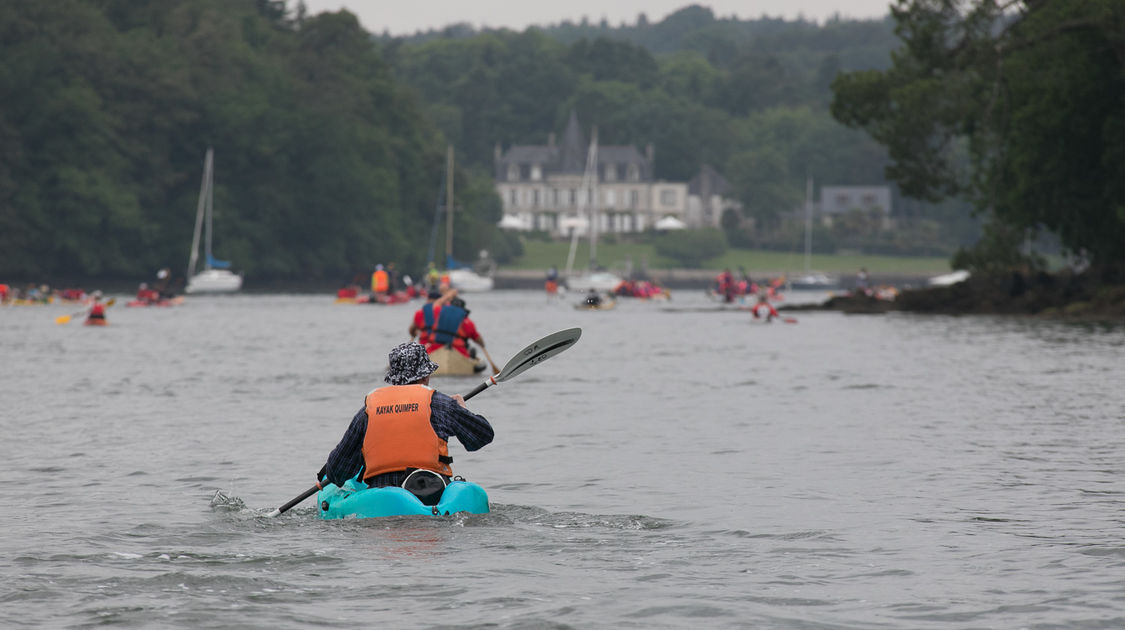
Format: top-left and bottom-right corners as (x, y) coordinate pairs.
(494, 111), (735, 235)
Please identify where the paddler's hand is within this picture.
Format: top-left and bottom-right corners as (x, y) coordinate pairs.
(450, 394), (467, 408)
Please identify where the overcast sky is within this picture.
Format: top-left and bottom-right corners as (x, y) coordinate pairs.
(294, 1), (893, 35)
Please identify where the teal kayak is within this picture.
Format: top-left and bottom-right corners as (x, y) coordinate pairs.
(317, 477), (489, 519)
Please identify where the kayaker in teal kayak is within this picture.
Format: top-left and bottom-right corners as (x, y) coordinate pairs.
(319, 341), (494, 506)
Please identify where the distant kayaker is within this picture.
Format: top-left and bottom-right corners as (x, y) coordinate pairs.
(750, 292), (779, 322)
(371, 264), (389, 299)
(423, 262), (439, 289)
(320, 341), (494, 502)
(584, 288), (602, 307)
(425, 295), (486, 360)
(545, 265), (559, 297)
(409, 288), (453, 346)
(86, 291), (107, 325)
(856, 267), (870, 294)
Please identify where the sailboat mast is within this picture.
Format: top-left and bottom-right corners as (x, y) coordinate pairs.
(187, 147), (211, 278)
(804, 173), (813, 274)
(589, 128), (599, 269)
(205, 149), (215, 270)
(444, 145), (454, 266)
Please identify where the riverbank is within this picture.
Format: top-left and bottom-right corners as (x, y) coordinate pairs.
(785, 268), (1125, 319)
(491, 269), (935, 290)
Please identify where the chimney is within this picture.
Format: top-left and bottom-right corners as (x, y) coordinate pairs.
(494, 143), (502, 164)
(645, 143), (654, 179)
(548, 132), (556, 147)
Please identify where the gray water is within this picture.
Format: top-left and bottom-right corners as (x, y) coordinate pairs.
(2, 291), (1123, 629)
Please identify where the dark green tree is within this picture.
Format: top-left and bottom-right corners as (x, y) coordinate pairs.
(832, 0), (1125, 267)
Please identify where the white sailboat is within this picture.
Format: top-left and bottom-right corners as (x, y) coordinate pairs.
(439, 145), (494, 292)
(185, 148), (242, 294)
(564, 128), (623, 293)
(788, 174), (838, 290)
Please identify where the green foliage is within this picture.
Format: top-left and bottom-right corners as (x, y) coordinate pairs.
(386, 9), (976, 256)
(653, 228), (728, 268)
(950, 222), (1046, 274)
(832, 0), (1125, 266)
(0, 0), (510, 283)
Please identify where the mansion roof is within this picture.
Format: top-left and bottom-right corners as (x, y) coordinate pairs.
(495, 111), (652, 182)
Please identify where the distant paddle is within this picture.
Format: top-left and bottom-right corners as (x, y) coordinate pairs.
(55, 297), (115, 325)
(265, 327), (583, 518)
(480, 345), (500, 376)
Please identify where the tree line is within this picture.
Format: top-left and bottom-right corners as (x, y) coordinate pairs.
(832, 0), (1125, 271)
(9, 1), (1114, 284)
(382, 5), (980, 258)
(0, 0), (504, 284)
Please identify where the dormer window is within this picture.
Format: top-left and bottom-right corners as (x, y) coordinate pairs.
(604, 163), (617, 181)
(530, 165), (542, 181)
(507, 164), (520, 182)
(627, 163), (640, 181)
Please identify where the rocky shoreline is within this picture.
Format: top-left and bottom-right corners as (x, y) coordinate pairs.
(783, 269), (1125, 320)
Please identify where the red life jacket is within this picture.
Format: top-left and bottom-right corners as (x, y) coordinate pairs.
(361, 385), (451, 478)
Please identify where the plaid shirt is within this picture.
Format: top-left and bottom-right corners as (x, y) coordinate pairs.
(323, 390), (494, 487)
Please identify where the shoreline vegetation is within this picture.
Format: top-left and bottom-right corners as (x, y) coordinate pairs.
(785, 268), (1125, 320)
(507, 241), (953, 276)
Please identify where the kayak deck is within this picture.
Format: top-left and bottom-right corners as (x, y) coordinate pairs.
(318, 477), (489, 519)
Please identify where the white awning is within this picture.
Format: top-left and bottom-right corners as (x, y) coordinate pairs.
(655, 216), (687, 230)
(497, 214), (524, 230)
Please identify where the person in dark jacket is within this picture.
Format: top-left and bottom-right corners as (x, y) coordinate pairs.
(320, 342), (494, 502)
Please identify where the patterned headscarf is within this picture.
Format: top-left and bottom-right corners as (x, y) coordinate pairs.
(384, 341), (439, 385)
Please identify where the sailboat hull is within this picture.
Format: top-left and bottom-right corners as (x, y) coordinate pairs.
(186, 269), (243, 294)
(565, 271), (622, 293)
(447, 268), (494, 292)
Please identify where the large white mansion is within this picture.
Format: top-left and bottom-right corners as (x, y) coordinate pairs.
(494, 112), (739, 236)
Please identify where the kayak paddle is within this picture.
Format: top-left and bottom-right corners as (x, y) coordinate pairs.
(265, 326), (582, 518)
(461, 327), (581, 400)
(55, 297), (116, 325)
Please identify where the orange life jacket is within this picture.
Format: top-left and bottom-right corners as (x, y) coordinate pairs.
(371, 269), (389, 293)
(361, 385), (451, 478)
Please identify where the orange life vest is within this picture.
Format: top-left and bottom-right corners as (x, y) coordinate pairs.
(361, 385), (451, 478)
(371, 269), (389, 293)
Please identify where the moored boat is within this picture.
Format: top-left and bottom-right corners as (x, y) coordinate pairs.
(428, 345), (487, 376)
(185, 148), (243, 295)
(127, 296), (185, 308)
(317, 477), (489, 519)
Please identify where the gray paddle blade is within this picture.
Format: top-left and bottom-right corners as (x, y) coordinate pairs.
(495, 327), (581, 382)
